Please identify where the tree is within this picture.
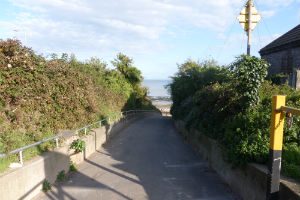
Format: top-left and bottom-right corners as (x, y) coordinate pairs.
(111, 53), (143, 86)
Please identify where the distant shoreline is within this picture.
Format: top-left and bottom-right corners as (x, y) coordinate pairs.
(143, 79), (172, 111)
(148, 96), (171, 101)
(148, 96), (172, 111)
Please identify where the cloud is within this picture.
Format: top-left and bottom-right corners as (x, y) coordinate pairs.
(260, 10), (276, 18)
(1, 0), (298, 62)
(0, 0), (246, 52)
(256, 0), (297, 7)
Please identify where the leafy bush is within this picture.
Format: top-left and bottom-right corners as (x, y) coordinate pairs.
(230, 55), (269, 109)
(0, 39), (44, 70)
(42, 180), (51, 192)
(266, 73), (288, 85)
(56, 170), (66, 182)
(282, 145), (300, 180)
(169, 55), (300, 180)
(70, 139), (85, 153)
(222, 106), (270, 166)
(168, 59), (230, 120)
(0, 39), (155, 172)
(69, 161), (77, 172)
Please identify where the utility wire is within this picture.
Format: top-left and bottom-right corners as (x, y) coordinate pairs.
(254, 0), (274, 40)
(216, 0), (249, 60)
(216, 23), (235, 61)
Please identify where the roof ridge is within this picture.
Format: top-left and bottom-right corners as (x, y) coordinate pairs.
(260, 24), (300, 54)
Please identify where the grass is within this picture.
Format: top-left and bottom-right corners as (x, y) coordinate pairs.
(0, 156), (16, 173)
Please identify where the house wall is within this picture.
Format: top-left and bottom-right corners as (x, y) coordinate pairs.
(262, 51), (286, 75)
(293, 47), (300, 68)
(262, 47), (300, 88)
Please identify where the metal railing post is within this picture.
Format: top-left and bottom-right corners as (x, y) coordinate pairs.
(84, 127), (87, 135)
(55, 138), (59, 148)
(266, 95), (286, 200)
(19, 151), (23, 166)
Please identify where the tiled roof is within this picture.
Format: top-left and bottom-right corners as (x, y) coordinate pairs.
(260, 24), (300, 55)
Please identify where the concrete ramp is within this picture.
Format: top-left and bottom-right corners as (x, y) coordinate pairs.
(33, 114), (238, 200)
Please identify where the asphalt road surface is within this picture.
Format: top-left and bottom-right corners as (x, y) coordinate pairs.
(34, 113), (239, 200)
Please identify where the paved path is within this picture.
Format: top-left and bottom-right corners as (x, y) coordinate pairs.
(34, 114), (238, 200)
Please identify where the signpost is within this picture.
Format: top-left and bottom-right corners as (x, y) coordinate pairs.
(238, 0), (261, 55)
(267, 96), (286, 200)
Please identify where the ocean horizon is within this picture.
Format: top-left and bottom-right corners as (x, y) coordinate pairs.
(142, 79), (171, 97)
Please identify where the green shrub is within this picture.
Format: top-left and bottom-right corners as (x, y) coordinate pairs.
(69, 161), (77, 172)
(0, 39), (155, 172)
(0, 156), (17, 173)
(230, 55), (269, 109)
(56, 170), (66, 182)
(70, 139), (85, 153)
(169, 55), (300, 181)
(266, 73), (288, 85)
(42, 180), (51, 192)
(168, 59), (231, 120)
(223, 107), (270, 166)
(282, 145), (300, 180)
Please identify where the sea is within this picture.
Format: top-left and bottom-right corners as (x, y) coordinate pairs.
(142, 80), (172, 108)
(142, 79), (171, 97)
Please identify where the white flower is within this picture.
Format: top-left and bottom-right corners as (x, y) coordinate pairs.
(7, 64), (12, 68)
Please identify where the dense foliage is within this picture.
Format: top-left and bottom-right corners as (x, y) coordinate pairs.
(169, 55), (300, 180)
(70, 139), (86, 153)
(0, 39), (154, 171)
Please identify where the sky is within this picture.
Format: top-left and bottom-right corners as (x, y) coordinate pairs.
(0, 0), (299, 80)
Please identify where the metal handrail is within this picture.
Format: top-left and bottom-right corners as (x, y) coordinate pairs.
(279, 106), (300, 116)
(0, 135), (60, 165)
(0, 109), (157, 166)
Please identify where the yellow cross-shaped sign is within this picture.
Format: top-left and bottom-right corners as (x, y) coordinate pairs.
(238, 2), (261, 32)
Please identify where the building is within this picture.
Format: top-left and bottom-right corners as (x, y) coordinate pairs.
(259, 24), (300, 88)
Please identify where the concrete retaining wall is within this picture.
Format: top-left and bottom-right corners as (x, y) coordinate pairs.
(0, 114), (144, 200)
(175, 120), (300, 200)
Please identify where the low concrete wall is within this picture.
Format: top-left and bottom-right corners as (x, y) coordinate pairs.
(0, 113), (146, 200)
(175, 120), (300, 200)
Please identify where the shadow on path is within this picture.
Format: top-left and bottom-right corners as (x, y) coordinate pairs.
(100, 114), (238, 200)
(34, 113), (239, 200)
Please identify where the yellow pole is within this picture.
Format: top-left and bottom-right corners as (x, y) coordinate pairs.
(269, 95), (286, 151)
(266, 95), (286, 200)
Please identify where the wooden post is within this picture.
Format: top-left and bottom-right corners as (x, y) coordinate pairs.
(266, 95), (286, 200)
(247, 0), (253, 56)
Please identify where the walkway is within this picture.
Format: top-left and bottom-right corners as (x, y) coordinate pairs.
(34, 114), (238, 200)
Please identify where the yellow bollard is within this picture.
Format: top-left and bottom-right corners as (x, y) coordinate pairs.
(266, 95), (286, 200)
